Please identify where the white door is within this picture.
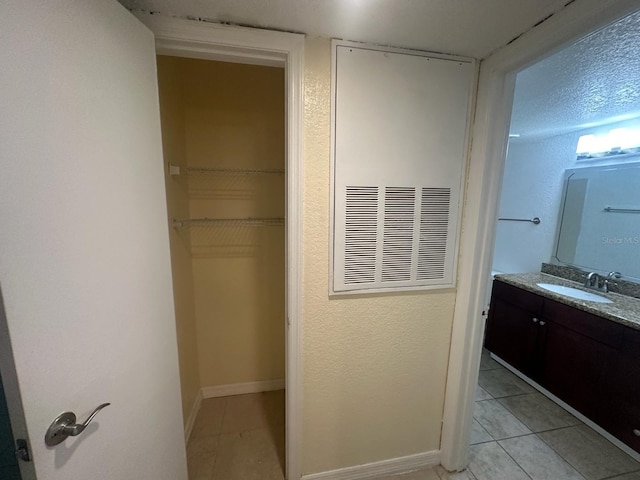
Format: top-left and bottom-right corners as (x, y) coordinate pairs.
(0, 1), (186, 479)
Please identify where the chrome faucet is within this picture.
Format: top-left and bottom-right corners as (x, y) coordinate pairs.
(584, 272), (600, 289)
(604, 271), (622, 293)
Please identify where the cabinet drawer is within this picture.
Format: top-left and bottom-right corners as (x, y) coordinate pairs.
(492, 280), (544, 314)
(542, 299), (624, 349)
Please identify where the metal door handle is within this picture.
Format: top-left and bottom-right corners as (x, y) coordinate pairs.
(45, 403), (110, 446)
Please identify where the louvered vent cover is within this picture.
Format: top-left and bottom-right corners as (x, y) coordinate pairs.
(382, 187), (415, 282)
(418, 188), (451, 280)
(338, 185), (452, 290)
(331, 40), (473, 293)
(344, 186), (378, 285)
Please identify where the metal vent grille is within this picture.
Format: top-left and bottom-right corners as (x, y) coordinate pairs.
(382, 187), (416, 282)
(417, 187), (451, 280)
(344, 186), (379, 284)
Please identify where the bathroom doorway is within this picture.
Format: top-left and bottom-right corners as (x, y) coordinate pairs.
(465, 8), (640, 478)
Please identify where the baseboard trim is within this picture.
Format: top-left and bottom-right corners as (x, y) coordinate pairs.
(201, 379), (285, 399)
(184, 390), (202, 442)
(301, 450), (441, 480)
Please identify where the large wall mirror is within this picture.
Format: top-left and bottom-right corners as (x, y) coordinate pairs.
(553, 161), (640, 281)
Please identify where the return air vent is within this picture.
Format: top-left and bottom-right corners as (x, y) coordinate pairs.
(344, 186), (379, 285)
(382, 187), (416, 282)
(330, 40), (474, 293)
(418, 188), (451, 280)
(337, 185), (453, 291)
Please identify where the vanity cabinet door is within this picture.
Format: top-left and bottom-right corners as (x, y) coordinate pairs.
(485, 281), (543, 376)
(601, 328), (640, 454)
(538, 299), (622, 424)
(537, 318), (615, 424)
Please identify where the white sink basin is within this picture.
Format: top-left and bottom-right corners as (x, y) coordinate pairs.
(536, 283), (613, 303)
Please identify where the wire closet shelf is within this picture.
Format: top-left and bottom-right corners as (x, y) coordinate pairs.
(172, 217), (285, 228)
(169, 163), (284, 176)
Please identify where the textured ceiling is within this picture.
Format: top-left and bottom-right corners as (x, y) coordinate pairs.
(510, 9), (640, 140)
(119, 0), (570, 59)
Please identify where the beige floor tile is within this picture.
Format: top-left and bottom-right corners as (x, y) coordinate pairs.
(478, 368), (535, 398)
(479, 351), (503, 371)
(468, 441), (529, 480)
(222, 391), (284, 434)
(498, 392), (581, 432)
(212, 429), (284, 480)
(475, 386), (492, 401)
(469, 419), (493, 445)
(191, 397), (227, 439)
(187, 435), (219, 480)
(473, 399), (531, 440)
(499, 434), (586, 479)
(539, 425), (640, 480)
(435, 464), (477, 479)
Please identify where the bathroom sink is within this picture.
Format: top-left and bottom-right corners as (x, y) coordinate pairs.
(536, 283), (613, 303)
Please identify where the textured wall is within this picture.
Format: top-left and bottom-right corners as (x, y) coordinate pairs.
(156, 56), (201, 425)
(511, 9), (640, 140)
(493, 134), (579, 274)
(302, 37), (456, 475)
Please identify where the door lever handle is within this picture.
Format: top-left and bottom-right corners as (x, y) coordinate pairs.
(45, 403), (110, 446)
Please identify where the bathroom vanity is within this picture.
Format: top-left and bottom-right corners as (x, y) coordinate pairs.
(484, 273), (640, 454)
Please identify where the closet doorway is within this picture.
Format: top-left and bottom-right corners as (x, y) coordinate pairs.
(157, 55), (286, 478)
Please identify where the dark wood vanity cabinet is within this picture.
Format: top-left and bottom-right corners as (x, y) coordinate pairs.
(537, 300), (621, 424)
(484, 281), (543, 378)
(485, 279), (640, 453)
(601, 330), (640, 452)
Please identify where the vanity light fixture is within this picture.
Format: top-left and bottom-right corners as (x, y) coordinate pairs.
(576, 127), (640, 160)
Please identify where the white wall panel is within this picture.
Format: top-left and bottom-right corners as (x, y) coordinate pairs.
(331, 41), (474, 293)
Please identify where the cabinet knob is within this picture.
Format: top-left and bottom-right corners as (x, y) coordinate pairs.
(532, 317), (539, 323)
(539, 321), (546, 326)
(634, 429), (640, 437)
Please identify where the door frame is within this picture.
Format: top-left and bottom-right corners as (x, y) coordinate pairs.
(135, 14), (305, 480)
(440, 0), (640, 471)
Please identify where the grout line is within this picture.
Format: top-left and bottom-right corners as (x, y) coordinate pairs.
(494, 440), (535, 480)
(470, 417), (495, 445)
(535, 426), (593, 478)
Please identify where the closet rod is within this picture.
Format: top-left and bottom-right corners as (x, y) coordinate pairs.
(172, 217), (285, 228)
(498, 217), (541, 225)
(604, 206), (640, 213)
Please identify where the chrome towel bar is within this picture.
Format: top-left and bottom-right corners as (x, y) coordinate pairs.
(498, 217), (541, 225)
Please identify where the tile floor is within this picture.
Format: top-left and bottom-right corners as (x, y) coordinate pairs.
(467, 349), (640, 480)
(187, 358), (640, 480)
(186, 391), (467, 480)
(187, 390), (285, 480)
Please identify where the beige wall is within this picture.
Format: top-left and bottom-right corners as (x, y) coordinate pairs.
(157, 56), (201, 425)
(180, 58), (286, 388)
(301, 37), (457, 474)
(158, 38), (459, 471)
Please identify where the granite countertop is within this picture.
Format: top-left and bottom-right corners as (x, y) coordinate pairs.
(494, 272), (640, 331)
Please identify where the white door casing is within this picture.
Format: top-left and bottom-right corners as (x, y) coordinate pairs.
(0, 1), (186, 479)
(441, 0), (640, 471)
(135, 13), (305, 480)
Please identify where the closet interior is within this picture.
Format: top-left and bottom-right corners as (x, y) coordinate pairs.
(156, 56), (286, 478)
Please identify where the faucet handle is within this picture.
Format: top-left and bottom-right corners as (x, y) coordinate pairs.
(584, 272), (599, 287)
(607, 271), (622, 279)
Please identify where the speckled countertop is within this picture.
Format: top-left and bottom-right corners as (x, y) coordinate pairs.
(494, 272), (640, 331)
